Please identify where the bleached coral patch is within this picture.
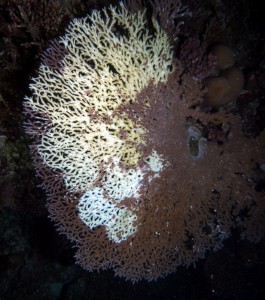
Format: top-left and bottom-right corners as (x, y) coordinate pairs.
(78, 150), (168, 243)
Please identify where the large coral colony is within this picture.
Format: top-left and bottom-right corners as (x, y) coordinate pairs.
(23, 2), (265, 281)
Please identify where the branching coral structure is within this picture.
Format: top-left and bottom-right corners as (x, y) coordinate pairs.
(23, 3), (265, 282)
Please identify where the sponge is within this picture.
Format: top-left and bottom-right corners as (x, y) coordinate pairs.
(203, 67), (244, 106)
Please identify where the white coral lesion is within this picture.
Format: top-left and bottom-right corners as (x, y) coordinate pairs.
(25, 3), (173, 243)
(77, 150), (168, 243)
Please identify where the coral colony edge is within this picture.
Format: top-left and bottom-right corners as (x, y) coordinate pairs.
(23, 3), (265, 282)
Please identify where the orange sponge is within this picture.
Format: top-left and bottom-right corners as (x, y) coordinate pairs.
(203, 67), (244, 106)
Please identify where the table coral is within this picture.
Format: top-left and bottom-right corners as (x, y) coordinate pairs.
(23, 3), (265, 282)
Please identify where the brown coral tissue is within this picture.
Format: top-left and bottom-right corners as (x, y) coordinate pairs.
(23, 4), (265, 283)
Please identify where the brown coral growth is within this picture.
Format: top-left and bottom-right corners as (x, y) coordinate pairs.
(42, 63), (265, 281)
(22, 2), (265, 283)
